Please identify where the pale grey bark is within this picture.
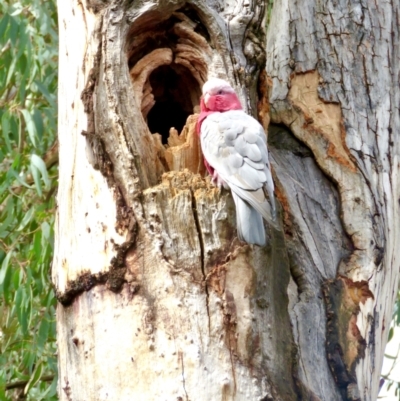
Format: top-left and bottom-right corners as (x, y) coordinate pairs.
(269, 125), (350, 400)
(267, 1), (400, 400)
(54, 0), (399, 400)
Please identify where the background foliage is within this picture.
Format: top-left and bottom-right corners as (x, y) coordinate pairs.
(0, 0), (58, 399)
(381, 294), (400, 398)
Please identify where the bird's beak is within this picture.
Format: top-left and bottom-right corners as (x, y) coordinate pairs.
(204, 93), (210, 107)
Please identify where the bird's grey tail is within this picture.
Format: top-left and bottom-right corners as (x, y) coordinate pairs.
(230, 184), (281, 232)
(232, 192), (266, 246)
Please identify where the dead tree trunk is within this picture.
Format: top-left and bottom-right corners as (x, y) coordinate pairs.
(53, 0), (399, 400)
(266, 1), (400, 399)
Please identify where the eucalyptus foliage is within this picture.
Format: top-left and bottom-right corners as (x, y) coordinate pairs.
(382, 289), (400, 399)
(0, 0), (58, 399)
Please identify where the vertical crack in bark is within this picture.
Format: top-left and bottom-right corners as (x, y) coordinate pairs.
(190, 189), (211, 333)
(178, 351), (189, 401)
(222, 289), (238, 396)
(295, 195), (328, 279)
(228, 329), (237, 396)
(293, 307), (310, 386)
(81, 30), (103, 170)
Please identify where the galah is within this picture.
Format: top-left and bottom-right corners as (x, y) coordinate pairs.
(197, 78), (280, 246)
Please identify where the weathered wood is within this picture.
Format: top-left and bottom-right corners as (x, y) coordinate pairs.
(54, 0), (399, 400)
(269, 124), (352, 400)
(55, 0), (297, 400)
(266, 1), (400, 399)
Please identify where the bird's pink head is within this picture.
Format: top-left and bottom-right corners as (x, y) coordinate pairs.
(197, 78), (243, 135)
(200, 78), (243, 113)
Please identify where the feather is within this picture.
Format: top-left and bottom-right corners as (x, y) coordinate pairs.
(232, 192), (266, 246)
(243, 130), (259, 144)
(244, 158), (265, 170)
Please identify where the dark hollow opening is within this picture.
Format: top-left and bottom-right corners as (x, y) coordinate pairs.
(146, 64), (201, 144)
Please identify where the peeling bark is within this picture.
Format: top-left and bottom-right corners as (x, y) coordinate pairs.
(267, 0), (400, 399)
(54, 0), (399, 400)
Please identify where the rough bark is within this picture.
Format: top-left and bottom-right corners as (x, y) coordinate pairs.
(53, 0), (399, 400)
(266, 1), (400, 400)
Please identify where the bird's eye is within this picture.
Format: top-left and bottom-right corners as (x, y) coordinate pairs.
(218, 90), (223, 94)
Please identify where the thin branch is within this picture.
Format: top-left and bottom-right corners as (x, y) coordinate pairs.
(5, 374), (55, 390)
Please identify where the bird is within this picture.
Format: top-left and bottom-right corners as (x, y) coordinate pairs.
(196, 78), (280, 246)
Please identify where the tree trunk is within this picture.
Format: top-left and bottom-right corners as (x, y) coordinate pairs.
(53, 0), (399, 400)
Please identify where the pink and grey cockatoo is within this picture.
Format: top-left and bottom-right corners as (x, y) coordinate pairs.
(197, 78), (280, 246)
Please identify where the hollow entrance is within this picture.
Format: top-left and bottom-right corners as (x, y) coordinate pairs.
(146, 64), (201, 144)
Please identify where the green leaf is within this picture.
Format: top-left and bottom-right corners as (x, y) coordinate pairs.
(21, 109), (38, 147)
(37, 318), (49, 350)
(8, 16), (19, 46)
(34, 80), (56, 109)
(11, 264), (22, 289)
(31, 153), (50, 192)
(5, 54), (17, 88)
(41, 221), (50, 241)
(47, 376), (58, 398)
(30, 167), (42, 196)
(15, 284), (32, 336)
(32, 108), (44, 142)
(0, 14), (10, 42)
(0, 251), (12, 288)
(16, 21), (27, 59)
(16, 206), (34, 231)
(11, 147), (21, 168)
(8, 168), (31, 189)
(24, 361), (43, 395)
(384, 353), (398, 360)
(17, 56), (29, 101)
(0, 252), (13, 303)
(0, 197), (15, 238)
(32, 229), (42, 259)
(388, 326), (394, 342)
(1, 111), (12, 152)
(10, 4), (24, 17)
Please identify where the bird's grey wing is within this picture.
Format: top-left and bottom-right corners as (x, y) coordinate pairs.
(200, 113), (243, 178)
(201, 111), (280, 230)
